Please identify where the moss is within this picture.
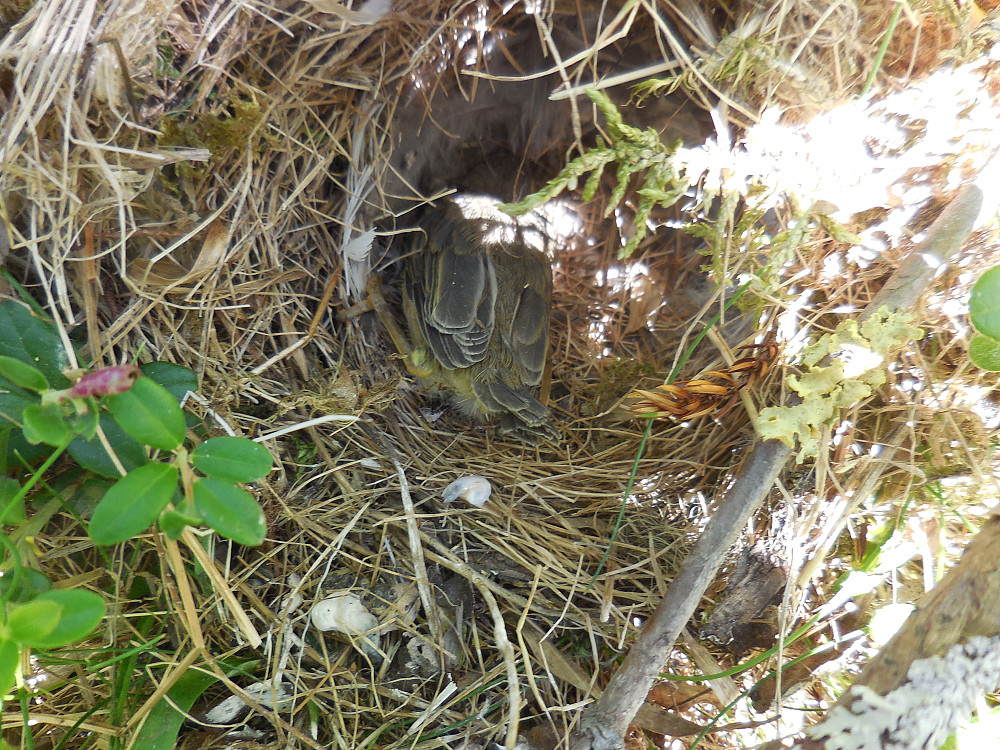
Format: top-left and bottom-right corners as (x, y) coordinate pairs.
(592, 358), (658, 413)
(160, 94), (271, 163)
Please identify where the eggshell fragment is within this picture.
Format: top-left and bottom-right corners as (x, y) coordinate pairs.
(311, 592), (380, 657)
(442, 475), (492, 507)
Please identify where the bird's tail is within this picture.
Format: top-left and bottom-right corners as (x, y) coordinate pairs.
(473, 380), (558, 444)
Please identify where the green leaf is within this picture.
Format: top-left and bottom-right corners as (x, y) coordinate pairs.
(64, 402), (99, 441)
(157, 508), (198, 540)
(107, 378), (185, 452)
(0, 638), (19, 698)
(131, 666), (219, 750)
(159, 495), (204, 541)
(969, 333), (1000, 372)
(0, 301), (70, 388)
(193, 478), (266, 546)
(1, 428), (49, 469)
(970, 266), (1000, 340)
(0, 476), (26, 525)
(0, 356), (47, 392)
(6, 599), (61, 644)
(89, 463), (179, 545)
(0, 568), (51, 604)
(68, 414), (148, 478)
(21, 403), (74, 447)
(0, 383), (37, 431)
(141, 362), (198, 402)
(26, 589), (105, 648)
(131, 659), (254, 750)
(21, 400), (97, 447)
(191, 437), (272, 483)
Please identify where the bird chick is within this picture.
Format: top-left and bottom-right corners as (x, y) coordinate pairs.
(372, 200), (557, 443)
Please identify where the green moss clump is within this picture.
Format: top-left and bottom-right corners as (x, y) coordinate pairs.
(160, 95), (270, 161)
(591, 359), (658, 414)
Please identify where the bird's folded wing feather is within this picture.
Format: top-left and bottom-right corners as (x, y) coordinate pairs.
(507, 277), (549, 386)
(409, 216), (497, 370)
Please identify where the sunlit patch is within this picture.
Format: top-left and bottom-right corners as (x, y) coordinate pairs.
(453, 194), (586, 260)
(775, 287), (815, 357)
(675, 47), (1000, 296)
(405, 0), (514, 94)
(23, 656), (56, 692)
(587, 313), (613, 357)
(839, 343), (884, 379)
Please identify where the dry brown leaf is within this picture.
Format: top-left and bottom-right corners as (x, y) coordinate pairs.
(129, 257), (207, 290)
(624, 274), (665, 335)
(191, 218), (231, 274)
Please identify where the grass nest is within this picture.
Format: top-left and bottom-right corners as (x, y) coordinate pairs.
(1, 1), (999, 749)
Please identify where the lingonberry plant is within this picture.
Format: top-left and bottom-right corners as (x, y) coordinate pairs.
(968, 265), (1000, 371)
(0, 299), (272, 701)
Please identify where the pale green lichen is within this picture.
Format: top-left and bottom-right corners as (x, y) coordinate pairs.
(757, 307), (922, 461)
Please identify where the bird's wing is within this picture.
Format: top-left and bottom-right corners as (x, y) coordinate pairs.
(504, 249), (551, 386)
(408, 210), (497, 370)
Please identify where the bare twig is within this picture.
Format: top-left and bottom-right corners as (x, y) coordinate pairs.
(574, 183), (984, 749)
(768, 513), (1000, 750)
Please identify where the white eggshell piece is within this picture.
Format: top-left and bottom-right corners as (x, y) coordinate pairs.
(311, 593), (378, 635)
(442, 475), (492, 507)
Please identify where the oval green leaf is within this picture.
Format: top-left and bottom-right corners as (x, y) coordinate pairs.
(0, 638), (19, 698)
(89, 463), (179, 545)
(970, 266), (1000, 340)
(192, 478), (266, 546)
(158, 509), (197, 541)
(107, 377), (185, 452)
(2, 426), (50, 465)
(21, 403), (74, 447)
(131, 658), (252, 750)
(6, 599), (61, 644)
(27, 589), (105, 648)
(164, 496), (204, 531)
(0, 476), (26, 526)
(0, 356), (47, 392)
(141, 362), (198, 402)
(0, 301), (70, 388)
(131, 666), (219, 750)
(969, 333), (1000, 372)
(0, 567), (51, 604)
(191, 437), (273, 483)
(68, 414), (148, 478)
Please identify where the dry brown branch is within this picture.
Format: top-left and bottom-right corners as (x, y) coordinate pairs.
(574, 183), (984, 749)
(766, 512), (1000, 750)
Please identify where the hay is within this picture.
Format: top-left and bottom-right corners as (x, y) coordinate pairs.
(1, 0), (998, 748)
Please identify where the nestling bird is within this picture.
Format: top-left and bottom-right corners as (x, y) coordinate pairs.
(370, 199), (557, 443)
